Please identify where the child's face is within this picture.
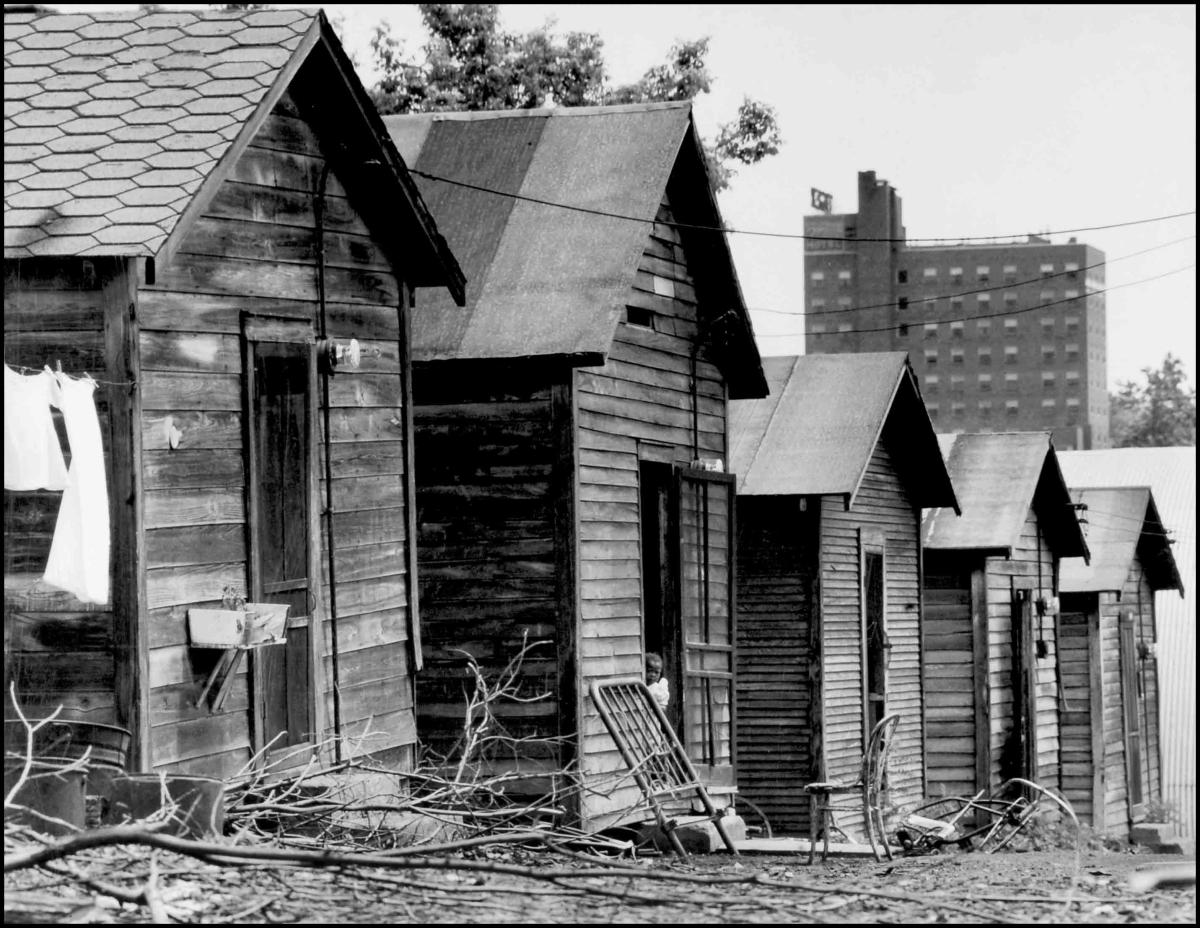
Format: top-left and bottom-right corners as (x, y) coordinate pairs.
(646, 660), (662, 684)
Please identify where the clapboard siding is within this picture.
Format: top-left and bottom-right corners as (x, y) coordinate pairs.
(575, 196), (729, 830)
(921, 553), (978, 798)
(138, 91), (418, 773)
(1058, 606), (1094, 822)
(982, 505), (1059, 792)
(3, 258), (126, 727)
(735, 497), (817, 834)
(412, 362), (564, 763)
(819, 428), (924, 833)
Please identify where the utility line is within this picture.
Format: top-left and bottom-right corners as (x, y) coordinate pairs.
(407, 168), (1196, 243)
(755, 264), (1196, 338)
(763, 233), (1196, 318)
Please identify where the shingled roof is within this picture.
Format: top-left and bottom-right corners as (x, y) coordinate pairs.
(4, 6), (464, 299)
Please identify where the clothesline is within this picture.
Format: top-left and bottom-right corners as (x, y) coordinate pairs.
(5, 362), (137, 388)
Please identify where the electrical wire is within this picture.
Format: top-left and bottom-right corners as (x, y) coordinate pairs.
(756, 263), (1196, 337)
(762, 233), (1196, 318)
(408, 167), (1196, 243)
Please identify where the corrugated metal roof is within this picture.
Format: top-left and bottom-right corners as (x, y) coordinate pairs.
(729, 352), (957, 508)
(923, 431), (1088, 559)
(384, 103), (765, 395)
(4, 7), (313, 258)
(1059, 485), (1183, 594)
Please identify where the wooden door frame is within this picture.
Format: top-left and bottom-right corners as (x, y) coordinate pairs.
(858, 528), (887, 754)
(241, 314), (324, 768)
(1118, 609), (1146, 821)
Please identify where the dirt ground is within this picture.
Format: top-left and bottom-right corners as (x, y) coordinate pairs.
(4, 840), (1195, 924)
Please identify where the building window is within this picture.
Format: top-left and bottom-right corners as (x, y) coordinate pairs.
(627, 306), (656, 329)
(1040, 316), (1054, 334)
(978, 346), (992, 365)
(898, 324), (909, 337)
(897, 269), (908, 284)
(1004, 345), (1019, 363)
(1042, 345), (1056, 362)
(976, 265), (990, 282)
(927, 402), (939, 418)
(925, 374), (939, 390)
(811, 323), (827, 334)
(979, 373), (993, 391)
(1003, 264), (1018, 283)
(1064, 261), (1079, 279)
(810, 271), (824, 282)
(924, 267), (938, 279)
(1004, 318), (1018, 332)
(1065, 315), (1080, 334)
(1005, 399), (1019, 416)
(1066, 370), (1080, 388)
(1040, 262), (1055, 278)
(1043, 372), (1056, 390)
(811, 297), (826, 310)
(1065, 343), (1080, 360)
(950, 374), (965, 391)
(898, 297), (909, 310)
(924, 349), (938, 365)
(838, 269), (853, 288)
(1040, 289), (1055, 304)
(1066, 397), (1081, 407)
(951, 348), (964, 365)
(837, 322), (852, 333)
(838, 296), (852, 308)
(949, 266), (963, 283)
(952, 401), (965, 417)
(949, 295), (964, 312)
(924, 323), (938, 338)
(977, 319), (991, 334)
(1004, 292), (1018, 308)
(979, 399), (993, 416)
(977, 293), (990, 306)
(1041, 398), (1056, 409)
(950, 320), (964, 337)
(1064, 288), (1080, 300)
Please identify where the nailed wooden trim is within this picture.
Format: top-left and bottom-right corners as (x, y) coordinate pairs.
(111, 258), (150, 770)
(400, 285), (421, 673)
(552, 373), (580, 823)
(1088, 603), (1105, 831)
(971, 563), (989, 797)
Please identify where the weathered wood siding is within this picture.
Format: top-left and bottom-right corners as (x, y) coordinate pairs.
(4, 258), (127, 727)
(412, 362), (566, 772)
(1058, 602), (1095, 823)
(575, 197), (728, 829)
(982, 506), (1059, 792)
(136, 89), (417, 776)
(819, 430), (924, 825)
(735, 497), (818, 834)
(922, 552), (978, 799)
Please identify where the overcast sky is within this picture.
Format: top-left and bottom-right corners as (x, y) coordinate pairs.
(51, 4), (1198, 390)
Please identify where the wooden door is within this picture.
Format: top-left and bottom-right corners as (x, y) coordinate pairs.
(1003, 589), (1038, 782)
(676, 468), (736, 789)
(244, 319), (320, 764)
(1119, 611), (1145, 818)
(860, 537), (887, 744)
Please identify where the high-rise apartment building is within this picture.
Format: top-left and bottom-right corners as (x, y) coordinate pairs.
(804, 171), (1109, 449)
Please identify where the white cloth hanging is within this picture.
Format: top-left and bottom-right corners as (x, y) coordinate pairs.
(4, 364), (69, 491)
(42, 372), (110, 605)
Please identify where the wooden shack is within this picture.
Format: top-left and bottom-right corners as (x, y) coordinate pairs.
(728, 352), (957, 835)
(1057, 486), (1182, 836)
(383, 103), (767, 830)
(921, 432), (1089, 802)
(3, 7), (464, 777)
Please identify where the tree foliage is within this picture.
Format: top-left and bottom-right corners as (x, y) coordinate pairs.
(368, 4), (781, 190)
(1109, 353), (1196, 447)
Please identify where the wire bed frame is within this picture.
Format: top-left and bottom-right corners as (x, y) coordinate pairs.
(589, 678), (738, 857)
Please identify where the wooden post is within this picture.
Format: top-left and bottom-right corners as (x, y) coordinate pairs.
(971, 565), (989, 795)
(106, 257), (150, 771)
(1088, 605), (1105, 832)
(399, 284), (422, 673)
(551, 373), (580, 818)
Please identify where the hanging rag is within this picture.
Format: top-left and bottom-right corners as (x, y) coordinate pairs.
(43, 372), (110, 605)
(4, 364), (69, 491)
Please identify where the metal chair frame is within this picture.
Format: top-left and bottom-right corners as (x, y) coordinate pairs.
(803, 712), (901, 864)
(589, 678), (739, 857)
(898, 777), (1058, 855)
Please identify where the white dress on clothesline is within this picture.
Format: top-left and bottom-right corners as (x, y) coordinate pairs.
(42, 372), (110, 605)
(4, 364), (69, 491)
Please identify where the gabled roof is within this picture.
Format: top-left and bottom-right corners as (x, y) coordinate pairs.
(923, 431), (1089, 560)
(383, 102), (766, 397)
(1060, 486), (1183, 595)
(729, 352), (958, 509)
(4, 6), (463, 301)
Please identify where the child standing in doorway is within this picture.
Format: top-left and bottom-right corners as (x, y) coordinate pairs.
(645, 652), (669, 709)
